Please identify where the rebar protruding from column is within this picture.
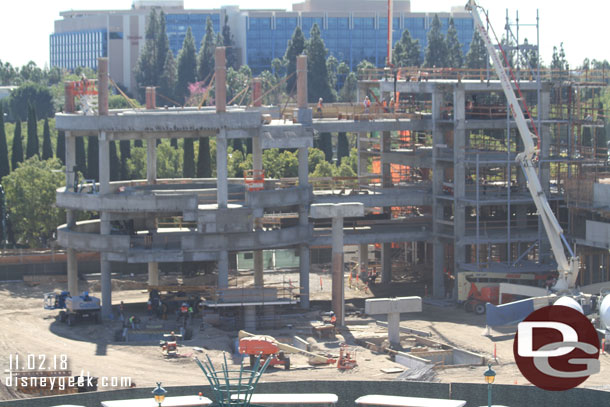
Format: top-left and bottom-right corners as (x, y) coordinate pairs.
(297, 55), (307, 109)
(215, 47), (226, 113)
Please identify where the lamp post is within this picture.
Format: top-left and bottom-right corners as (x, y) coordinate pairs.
(484, 363), (496, 407)
(152, 382), (167, 407)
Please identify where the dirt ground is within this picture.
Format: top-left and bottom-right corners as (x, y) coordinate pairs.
(0, 268), (608, 401)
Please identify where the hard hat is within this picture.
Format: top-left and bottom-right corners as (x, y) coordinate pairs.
(171, 331), (175, 335)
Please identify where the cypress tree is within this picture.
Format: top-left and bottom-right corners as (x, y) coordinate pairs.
(0, 105), (9, 178)
(25, 104), (39, 158)
(446, 18), (463, 68)
(423, 14), (448, 68)
(156, 11), (169, 84)
(232, 139), (243, 153)
(119, 140), (131, 180)
(176, 27), (197, 104)
(170, 138), (178, 149)
(196, 137), (211, 178)
(316, 132), (333, 162)
(465, 29), (488, 69)
(160, 49), (177, 105)
(11, 120), (23, 171)
(134, 140), (143, 148)
(134, 9), (159, 100)
(109, 141), (120, 181)
(183, 138), (195, 177)
(56, 130), (65, 165)
(306, 24), (335, 103)
(222, 15), (237, 70)
(86, 136), (99, 181)
(75, 136), (86, 176)
(197, 17), (216, 83)
(42, 118), (53, 160)
(284, 26), (305, 94)
(337, 132), (349, 166)
(338, 72), (358, 103)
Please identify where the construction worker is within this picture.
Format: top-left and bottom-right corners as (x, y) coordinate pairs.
(169, 331), (177, 342)
(363, 96), (371, 114)
(317, 97), (324, 117)
(382, 99), (388, 113)
(329, 312), (337, 326)
(390, 97), (395, 113)
(119, 301), (125, 321)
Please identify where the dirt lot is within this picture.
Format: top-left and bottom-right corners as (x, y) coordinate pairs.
(0, 268), (608, 400)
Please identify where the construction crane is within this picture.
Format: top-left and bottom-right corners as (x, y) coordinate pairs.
(465, 0), (580, 293)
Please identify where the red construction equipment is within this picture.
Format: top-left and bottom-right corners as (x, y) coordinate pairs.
(337, 344), (357, 370)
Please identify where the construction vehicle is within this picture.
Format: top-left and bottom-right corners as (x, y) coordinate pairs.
(238, 331), (336, 369)
(466, 1), (592, 325)
(44, 291), (101, 326)
(159, 332), (182, 357)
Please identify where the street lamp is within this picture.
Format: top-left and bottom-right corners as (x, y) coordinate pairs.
(484, 363), (496, 407)
(152, 382), (167, 407)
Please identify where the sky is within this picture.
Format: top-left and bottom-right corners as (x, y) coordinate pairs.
(1, 0), (608, 69)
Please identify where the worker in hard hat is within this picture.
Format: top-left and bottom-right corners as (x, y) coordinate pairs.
(317, 97), (324, 118)
(329, 311), (337, 326)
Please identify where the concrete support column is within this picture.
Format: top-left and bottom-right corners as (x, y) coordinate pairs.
(252, 78), (262, 107)
(357, 132), (367, 177)
(215, 47), (226, 113)
(97, 58), (108, 116)
(67, 248), (78, 296)
(298, 145), (310, 309)
(381, 243), (392, 283)
(453, 86), (466, 283)
(254, 251), (264, 287)
(218, 250), (229, 289)
(359, 244), (368, 275)
(216, 131), (228, 208)
(431, 88), (446, 299)
(387, 312), (401, 345)
(148, 262), (159, 286)
(297, 55), (308, 109)
(298, 147), (308, 186)
(244, 305), (256, 331)
(99, 134), (110, 194)
(331, 216), (345, 325)
(145, 87), (156, 109)
(252, 135), (264, 287)
(64, 82), (75, 114)
(147, 138), (157, 185)
(381, 131), (392, 189)
(299, 244), (310, 309)
(100, 213), (112, 319)
(65, 133), (76, 190)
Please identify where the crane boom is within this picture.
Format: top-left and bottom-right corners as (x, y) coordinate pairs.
(465, 1), (579, 291)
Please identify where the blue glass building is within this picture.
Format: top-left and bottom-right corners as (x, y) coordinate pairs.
(50, 29), (108, 70)
(166, 13), (221, 55)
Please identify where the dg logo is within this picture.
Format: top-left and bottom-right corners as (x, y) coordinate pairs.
(513, 304), (600, 391)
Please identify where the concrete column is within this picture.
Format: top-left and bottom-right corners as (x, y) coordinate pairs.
(431, 88), (446, 298)
(297, 55), (308, 109)
(299, 244), (310, 309)
(215, 47), (226, 113)
(252, 135), (264, 287)
(100, 213), (112, 319)
(67, 249), (78, 296)
(381, 131), (392, 189)
(453, 86), (466, 279)
(99, 133), (110, 194)
(97, 58), (108, 116)
(298, 147), (308, 186)
(64, 82), (75, 113)
(145, 87), (156, 109)
(65, 133), (76, 192)
(387, 312), (401, 345)
(331, 216), (345, 325)
(216, 131), (228, 208)
(147, 138), (157, 185)
(65, 131), (78, 296)
(252, 78), (262, 107)
(218, 250), (229, 288)
(359, 244), (368, 275)
(357, 132), (367, 177)
(244, 305), (256, 331)
(381, 243), (392, 283)
(148, 262), (159, 286)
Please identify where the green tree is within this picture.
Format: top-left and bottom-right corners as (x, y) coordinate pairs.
(156, 11), (170, 89)
(119, 140), (131, 180)
(170, 138), (178, 149)
(176, 27), (197, 103)
(551, 42), (569, 71)
(183, 138), (195, 177)
(86, 136), (98, 181)
(157, 141), (183, 178)
(42, 118), (53, 160)
(465, 29), (487, 69)
(109, 141), (120, 181)
(306, 24), (335, 103)
(160, 49), (177, 104)
(25, 105), (39, 159)
(522, 38), (538, 70)
(315, 132), (333, 162)
(423, 14), (448, 68)
(311, 160), (334, 178)
(0, 105), (9, 178)
(75, 137), (86, 176)
(284, 26), (306, 94)
(326, 55), (339, 91)
(335, 161), (356, 177)
(134, 9), (160, 100)
(197, 17), (217, 83)
(197, 137), (211, 177)
(336, 132), (349, 166)
(56, 130), (65, 165)
(308, 147), (325, 173)
(11, 121), (23, 171)
(222, 15), (238, 70)
(3, 157), (65, 247)
(8, 81), (54, 121)
(393, 29), (420, 67)
(446, 18), (463, 68)
(338, 72), (358, 102)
